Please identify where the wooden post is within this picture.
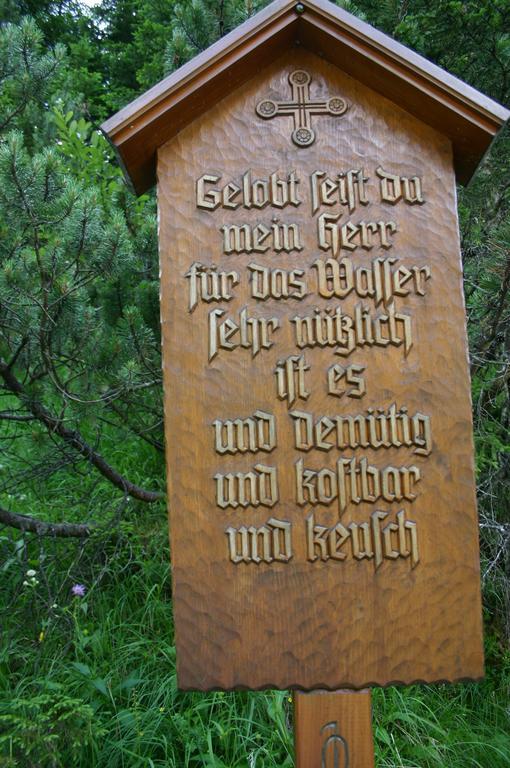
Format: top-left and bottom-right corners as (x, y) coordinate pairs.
(294, 690), (375, 768)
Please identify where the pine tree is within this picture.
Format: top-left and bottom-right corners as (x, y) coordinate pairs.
(164, 0), (270, 71)
(0, 19), (163, 537)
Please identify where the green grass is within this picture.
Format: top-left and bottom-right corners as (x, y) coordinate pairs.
(0, 434), (509, 766)
(0, 509), (294, 767)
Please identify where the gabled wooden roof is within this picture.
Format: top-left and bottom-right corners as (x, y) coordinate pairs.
(101, 0), (509, 195)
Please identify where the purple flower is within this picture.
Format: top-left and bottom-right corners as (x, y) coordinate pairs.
(71, 583), (86, 597)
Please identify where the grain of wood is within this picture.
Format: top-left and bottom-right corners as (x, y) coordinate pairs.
(158, 50), (484, 690)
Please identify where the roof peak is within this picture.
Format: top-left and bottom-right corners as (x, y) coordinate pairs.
(102, 0), (509, 194)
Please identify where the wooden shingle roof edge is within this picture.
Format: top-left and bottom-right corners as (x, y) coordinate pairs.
(101, 0), (510, 195)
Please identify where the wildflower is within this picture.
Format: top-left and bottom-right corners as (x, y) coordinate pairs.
(71, 583), (86, 597)
(38, 630), (45, 642)
(26, 569), (37, 578)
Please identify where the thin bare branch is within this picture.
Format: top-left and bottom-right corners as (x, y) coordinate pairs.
(0, 505), (91, 537)
(0, 358), (163, 503)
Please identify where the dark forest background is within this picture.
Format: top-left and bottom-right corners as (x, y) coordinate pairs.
(0, 1), (509, 765)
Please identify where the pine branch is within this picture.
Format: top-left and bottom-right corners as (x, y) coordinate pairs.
(104, 402), (164, 452)
(0, 359), (163, 503)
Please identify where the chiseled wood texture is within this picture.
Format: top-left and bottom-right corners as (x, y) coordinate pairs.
(294, 690), (374, 768)
(102, 0), (509, 194)
(158, 49), (484, 690)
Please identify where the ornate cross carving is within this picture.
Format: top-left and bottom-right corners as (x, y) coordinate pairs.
(256, 70), (348, 147)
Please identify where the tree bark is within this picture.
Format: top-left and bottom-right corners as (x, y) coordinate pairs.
(0, 505), (91, 537)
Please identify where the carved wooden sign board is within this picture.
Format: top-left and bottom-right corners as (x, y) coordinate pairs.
(102, 0), (509, 691)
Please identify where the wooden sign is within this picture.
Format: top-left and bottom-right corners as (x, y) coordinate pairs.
(102, 0), (509, 692)
(159, 51), (483, 690)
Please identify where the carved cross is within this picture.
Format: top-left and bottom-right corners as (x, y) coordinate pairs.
(256, 70), (348, 147)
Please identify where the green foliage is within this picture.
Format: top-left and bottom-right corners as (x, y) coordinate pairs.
(0, 17), (65, 137)
(394, 1), (510, 103)
(349, 0), (510, 105)
(0, 129), (135, 381)
(0, 689), (103, 767)
(83, 0), (183, 116)
(51, 105), (123, 204)
(0, 495), (295, 767)
(164, 0), (270, 71)
(373, 675), (510, 767)
(0, 0), (92, 49)
(0, 17), (163, 518)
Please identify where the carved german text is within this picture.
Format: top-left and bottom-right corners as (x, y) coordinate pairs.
(209, 307), (279, 361)
(296, 457), (421, 516)
(196, 171), (301, 210)
(275, 354), (310, 407)
(226, 517), (293, 564)
(290, 406), (431, 455)
(213, 410), (276, 454)
(215, 464), (278, 509)
(318, 213), (397, 254)
(376, 166), (425, 205)
(248, 262), (307, 300)
(307, 509), (419, 568)
(313, 256), (431, 306)
(291, 304), (413, 357)
(311, 169), (369, 214)
(186, 262), (239, 313)
(327, 363), (366, 399)
(221, 220), (303, 254)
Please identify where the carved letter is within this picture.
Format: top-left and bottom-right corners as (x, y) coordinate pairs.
(196, 174), (221, 209)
